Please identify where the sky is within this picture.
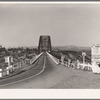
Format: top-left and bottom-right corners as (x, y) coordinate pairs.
(0, 3), (100, 48)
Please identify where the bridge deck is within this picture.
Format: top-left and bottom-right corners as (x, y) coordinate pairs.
(0, 52), (100, 89)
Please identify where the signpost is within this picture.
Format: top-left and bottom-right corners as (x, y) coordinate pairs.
(82, 52), (86, 69)
(60, 53), (65, 65)
(82, 52), (86, 64)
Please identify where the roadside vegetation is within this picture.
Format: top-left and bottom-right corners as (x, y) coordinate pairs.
(0, 47), (38, 69)
(50, 49), (91, 64)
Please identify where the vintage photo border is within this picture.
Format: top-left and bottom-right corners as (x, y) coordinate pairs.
(0, 1), (100, 99)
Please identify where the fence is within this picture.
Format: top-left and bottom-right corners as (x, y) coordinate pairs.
(0, 52), (43, 78)
(48, 52), (100, 74)
(60, 59), (92, 71)
(47, 52), (59, 64)
(48, 52), (92, 71)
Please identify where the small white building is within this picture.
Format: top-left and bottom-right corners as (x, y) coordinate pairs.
(91, 44), (100, 73)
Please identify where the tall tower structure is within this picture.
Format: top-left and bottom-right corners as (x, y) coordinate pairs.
(38, 35), (52, 54)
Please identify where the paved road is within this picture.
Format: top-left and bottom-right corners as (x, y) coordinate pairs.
(1, 52), (100, 88)
(0, 52), (46, 88)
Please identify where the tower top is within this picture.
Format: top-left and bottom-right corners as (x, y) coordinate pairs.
(40, 35), (50, 37)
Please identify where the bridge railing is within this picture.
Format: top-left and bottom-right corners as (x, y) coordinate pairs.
(47, 52), (93, 72)
(46, 52), (59, 64)
(62, 60), (92, 71)
(0, 52), (43, 78)
(30, 52), (43, 64)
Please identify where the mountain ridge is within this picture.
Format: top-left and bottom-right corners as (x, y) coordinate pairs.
(52, 45), (91, 51)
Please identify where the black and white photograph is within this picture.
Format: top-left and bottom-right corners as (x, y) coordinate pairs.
(0, 1), (100, 93)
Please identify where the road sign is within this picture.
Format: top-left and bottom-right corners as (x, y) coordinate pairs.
(5, 56), (13, 63)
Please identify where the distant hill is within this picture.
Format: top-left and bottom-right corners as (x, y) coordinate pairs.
(51, 45), (91, 63)
(52, 45), (91, 52)
(7, 46), (38, 49)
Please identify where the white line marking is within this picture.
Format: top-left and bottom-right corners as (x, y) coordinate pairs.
(0, 55), (46, 88)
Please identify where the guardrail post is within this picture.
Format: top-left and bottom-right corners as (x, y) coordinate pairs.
(76, 60), (80, 69)
(6, 67), (9, 75)
(60, 53), (65, 65)
(68, 59), (71, 67)
(0, 69), (2, 77)
(12, 64), (15, 71)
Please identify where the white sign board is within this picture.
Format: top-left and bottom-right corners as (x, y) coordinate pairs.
(5, 56), (10, 63)
(5, 56), (13, 63)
